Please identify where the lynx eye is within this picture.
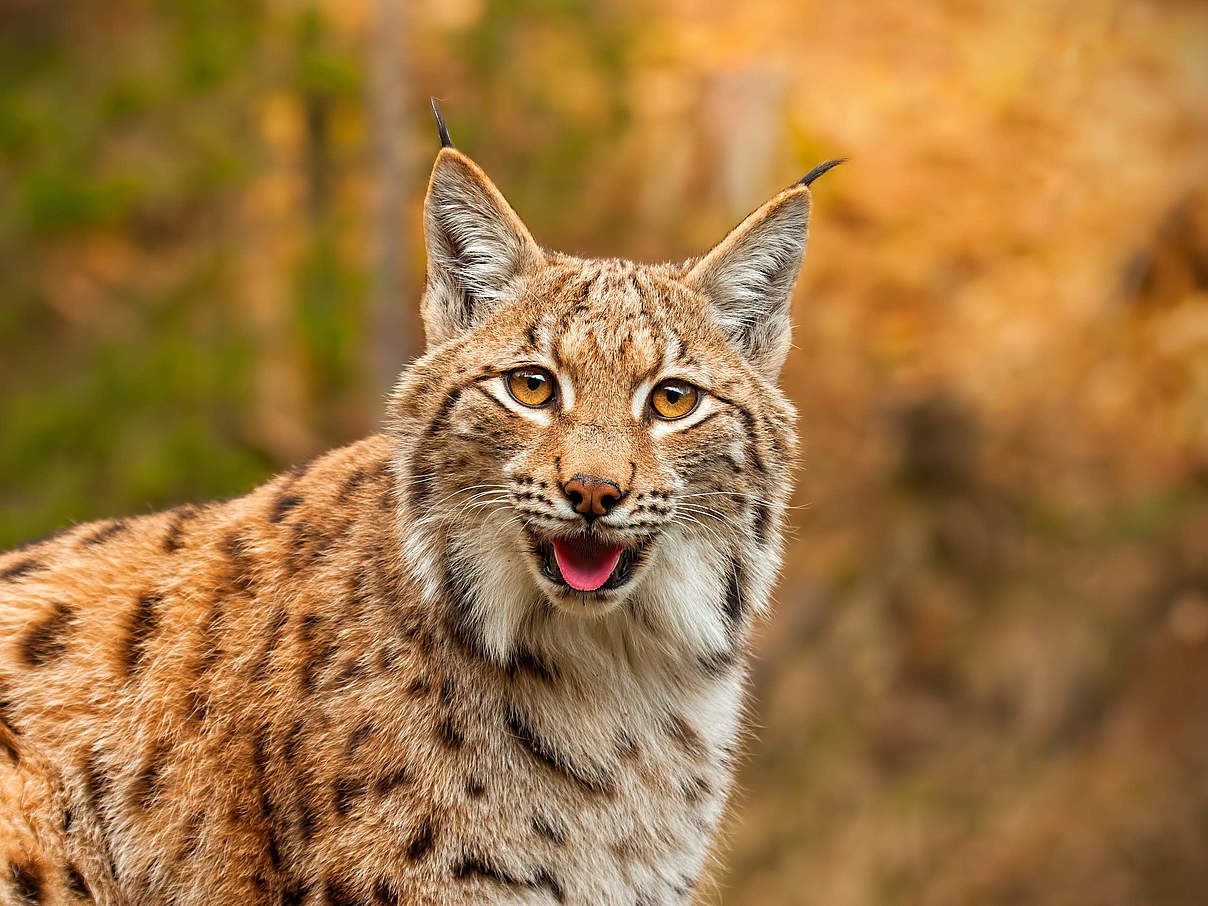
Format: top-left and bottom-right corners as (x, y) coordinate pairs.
(650, 379), (699, 420)
(506, 367), (556, 408)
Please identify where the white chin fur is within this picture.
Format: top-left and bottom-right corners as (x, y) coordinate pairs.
(424, 515), (738, 677)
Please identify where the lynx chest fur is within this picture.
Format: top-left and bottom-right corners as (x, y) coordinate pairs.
(0, 119), (831, 905)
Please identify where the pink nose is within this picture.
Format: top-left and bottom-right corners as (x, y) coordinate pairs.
(562, 475), (622, 520)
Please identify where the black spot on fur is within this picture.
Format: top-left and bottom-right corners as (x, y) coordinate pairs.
(572, 275), (594, 309)
(698, 645), (740, 678)
(337, 468), (367, 503)
(373, 877), (400, 906)
(81, 748), (112, 813)
(753, 502), (772, 545)
(0, 697), (20, 750)
(680, 774), (711, 803)
(123, 591), (162, 675)
(675, 872), (697, 895)
(297, 613), (337, 693)
(270, 494), (302, 524)
(397, 609), (434, 653)
(665, 713), (706, 757)
(20, 601), (73, 668)
(192, 595), (226, 681)
(451, 854), (522, 888)
(250, 607), (289, 682)
(332, 654), (368, 688)
(184, 688), (209, 724)
(441, 561), (490, 662)
(64, 864), (90, 899)
(82, 519), (127, 546)
(287, 520), (340, 573)
(531, 867), (565, 903)
(222, 532), (258, 594)
(506, 704), (616, 796)
(375, 641), (401, 674)
(723, 559), (745, 625)
(405, 815), (437, 860)
(408, 389), (463, 514)
(174, 809), (204, 869)
(131, 742), (167, 811)
(374, 766), (410, 797)
(470, 380), (520, 417)
(436, 714), (464, 749)
(248, 728), (285, 873)
(280, 719), (304, 768)
(379, 479), (396, 512)
(615, 731), (640, 761)
(464, 776), (485, 798)
(162, 505), (198, 553)
(281, 883), (308, 906)
(332, 776), (366, 817)
(711, 393), (768, 473)
(347, 720), (374, 755)
(8, 860), (42, 905)
(427, 387), (465, 439)
(406, 675), (430, 697)
(324, 881), (358, 906)
(0, 559), (44, 582)
(506, 647), (558, 684)
(531, 813), (566, 845)
(296, 792), (320, 842)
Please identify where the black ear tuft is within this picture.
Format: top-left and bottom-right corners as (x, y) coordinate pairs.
(431, 98), (454, 148)
(795, 158), (846, 188)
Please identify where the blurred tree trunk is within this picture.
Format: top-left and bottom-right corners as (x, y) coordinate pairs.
(368, 0), (415, 407)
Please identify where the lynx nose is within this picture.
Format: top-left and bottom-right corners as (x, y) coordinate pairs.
(563, 475), (622, 521)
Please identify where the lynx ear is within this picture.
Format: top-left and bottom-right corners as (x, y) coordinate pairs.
(686, 185), (812, 380)
(421, 148), (543, 346)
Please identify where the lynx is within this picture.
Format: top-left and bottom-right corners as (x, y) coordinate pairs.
(0, 105), (837, 905)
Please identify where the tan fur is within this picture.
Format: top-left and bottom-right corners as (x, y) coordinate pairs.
(0, 144), (814, 905)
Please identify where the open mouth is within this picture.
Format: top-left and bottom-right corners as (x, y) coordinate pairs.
(532, 534), (644, 593)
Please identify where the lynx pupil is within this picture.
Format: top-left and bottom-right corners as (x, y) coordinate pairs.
(507, 366), (555, 407)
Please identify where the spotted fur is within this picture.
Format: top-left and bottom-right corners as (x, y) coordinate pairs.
(0, 140), (819, 904)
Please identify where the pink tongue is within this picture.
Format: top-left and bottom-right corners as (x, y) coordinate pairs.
(552, 538), (623, 592)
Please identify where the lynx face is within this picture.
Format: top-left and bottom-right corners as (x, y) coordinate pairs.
(390, 147), (807, 666)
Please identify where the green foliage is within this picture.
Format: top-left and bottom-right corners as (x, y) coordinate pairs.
(0, 0), (275, 547)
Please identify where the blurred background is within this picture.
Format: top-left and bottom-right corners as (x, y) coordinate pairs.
(2, 0), (1207, 902)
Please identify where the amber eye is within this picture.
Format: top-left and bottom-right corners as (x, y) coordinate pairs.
(650, 379), (699, 420)
(507, 367), (556, 408)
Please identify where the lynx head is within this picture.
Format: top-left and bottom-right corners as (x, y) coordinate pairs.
(389, 117), (832, 671)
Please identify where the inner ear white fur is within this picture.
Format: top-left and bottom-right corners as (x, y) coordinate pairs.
(421, 149), (544, 347)
(685, 186), (811, 380)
